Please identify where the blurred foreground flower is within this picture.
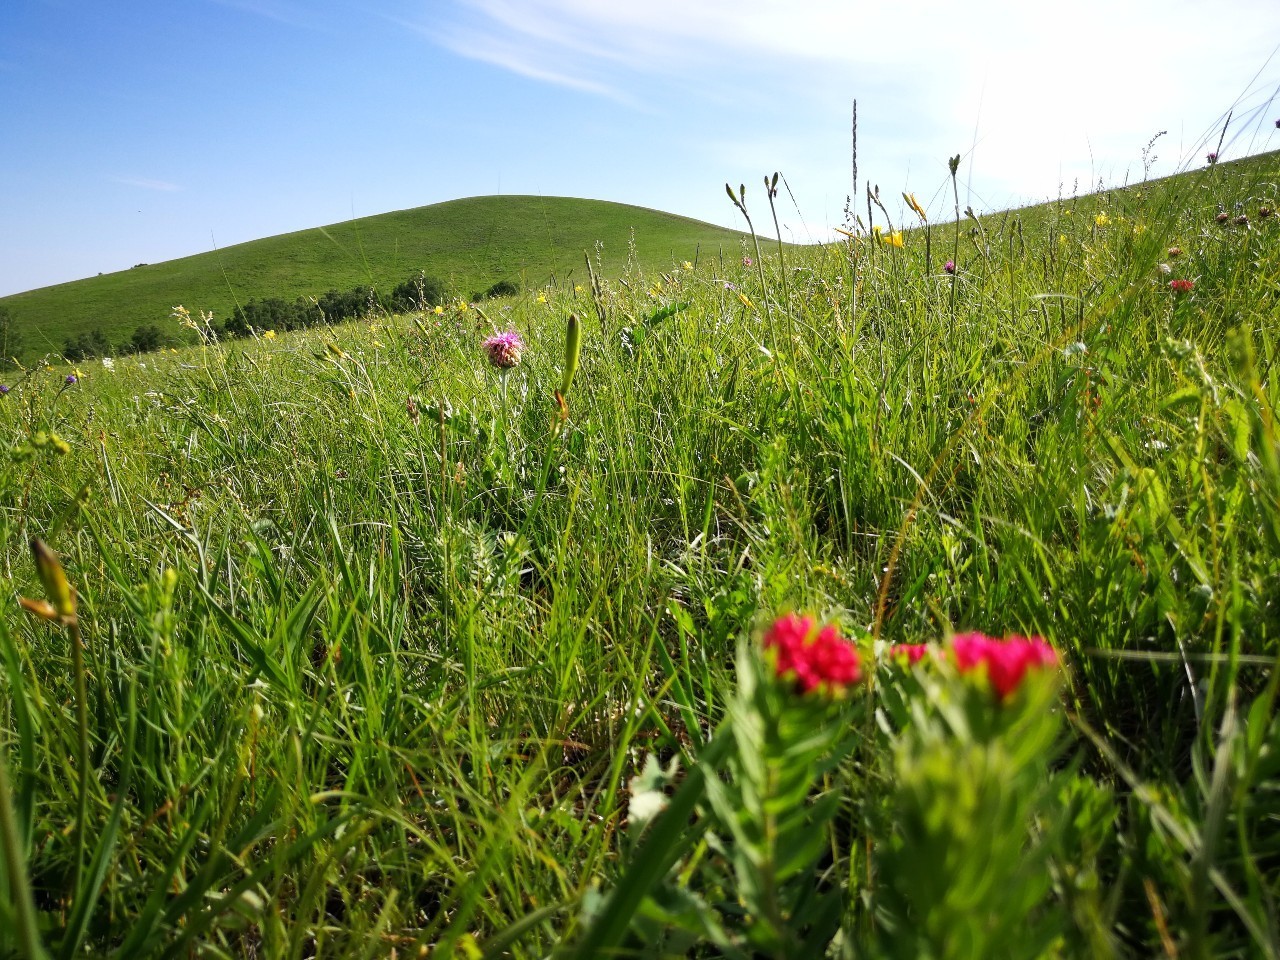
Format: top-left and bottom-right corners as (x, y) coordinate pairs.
(890, 643), (929, 665)
(482, 330), (524, 369)
(951, 632), (1057, 700)
(763, 613), (861, 694)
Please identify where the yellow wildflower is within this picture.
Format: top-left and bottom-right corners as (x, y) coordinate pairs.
(1094, 213), (1110, 228)
(884, 231), (905, 249)
(537, 293), (547, 304)
(903, 192), (927, 222)
(574, 285), (583, 294)
(262, 330), (277, 340)
(682, 260), (693, 271)
(433, 305), (444, 315)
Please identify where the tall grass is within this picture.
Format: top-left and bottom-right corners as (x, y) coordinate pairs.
(0, 148), (1278, 957)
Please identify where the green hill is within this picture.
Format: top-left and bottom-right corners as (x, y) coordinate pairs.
(0, 195), (755, 359)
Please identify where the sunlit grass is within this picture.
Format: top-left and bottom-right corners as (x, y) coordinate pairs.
(1, 149), (1278, 956)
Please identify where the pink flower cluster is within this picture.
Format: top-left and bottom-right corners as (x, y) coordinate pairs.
(482, 331), (524, 369)
(1168, 279), (1194, 294)
(763, 614), (861, 694)
(951, 632), (1057, 700)
(889, 643), (929, 665)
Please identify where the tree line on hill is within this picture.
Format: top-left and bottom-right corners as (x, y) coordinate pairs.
(0, 271), (521, 368)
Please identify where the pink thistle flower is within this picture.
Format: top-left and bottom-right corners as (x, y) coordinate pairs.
(1206, 152), (1218, 164)
(481, 330), (524, 369)
(763, 613), (861, 694)
(889, 643), (929, 665)
(943, 260), (956, 275)
(951, 632), (1057, 700)
(1168, 279), (1194, 294)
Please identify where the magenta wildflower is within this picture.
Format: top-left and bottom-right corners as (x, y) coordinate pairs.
(481, 331), (524, 369)
(944, 260), (956, 275)
(1169, 279), (1194, 294)
(951, 632), (1057, 700)
(763, 613), (861, 694)
(890, 643), (929, 665)
(1206, 152), (1218, 164)
(741, 256), (753, 267)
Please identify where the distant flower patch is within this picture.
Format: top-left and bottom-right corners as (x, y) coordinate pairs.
(763, 613), (861, 694)
(951, 632), (1057, 700)
(890, 643), (930, 665)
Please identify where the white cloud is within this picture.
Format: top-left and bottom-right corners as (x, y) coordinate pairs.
(422, 0), (1280, 209)
(112, 176), (182, 192)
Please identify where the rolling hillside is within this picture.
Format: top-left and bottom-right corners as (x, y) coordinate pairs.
(0, 195), (756, 358)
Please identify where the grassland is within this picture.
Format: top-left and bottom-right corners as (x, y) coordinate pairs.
(0, 195), (755, 357)
(1, 150), (1279, 957)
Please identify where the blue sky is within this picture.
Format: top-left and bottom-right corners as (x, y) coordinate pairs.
(2, 0), (1279, 298)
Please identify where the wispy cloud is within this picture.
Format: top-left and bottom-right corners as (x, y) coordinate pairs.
(112, 176), (182, 192)
(205, 0), (326, 30)
(394, 14), (636, 104)
(418, 0), (1280, 201)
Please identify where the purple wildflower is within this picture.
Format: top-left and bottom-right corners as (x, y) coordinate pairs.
(0, 385), (9, 395)
(1206, 151), (1218, 164)
(481, 331), (524, 369)
(944, 259), (956, 274)
(64, 374), (78, 386)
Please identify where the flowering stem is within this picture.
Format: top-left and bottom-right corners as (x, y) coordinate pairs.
(949, 156), (961, 335)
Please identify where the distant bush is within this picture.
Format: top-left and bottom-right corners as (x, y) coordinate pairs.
(223, 283), (399, 339)
(391, 271), (446, 312)
(475, 278), (520, 301)
(62, 329), (112, 361)
(121, 323), (166, 355)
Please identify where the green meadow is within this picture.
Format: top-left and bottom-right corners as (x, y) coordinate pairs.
(0, 196), (755, 358)
(1, 150), (1279, 957)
